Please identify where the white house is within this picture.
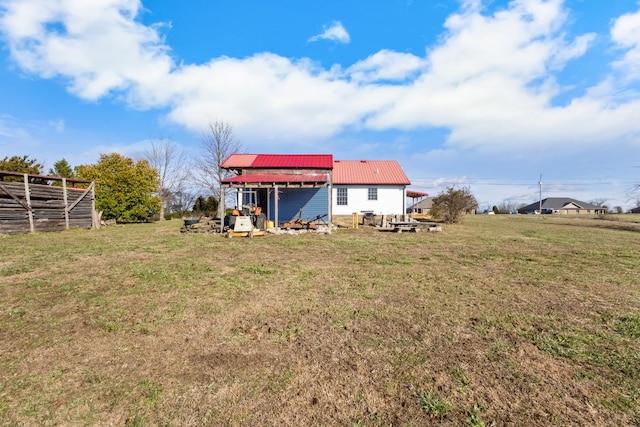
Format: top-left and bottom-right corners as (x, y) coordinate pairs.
(332, 160), (411, 216)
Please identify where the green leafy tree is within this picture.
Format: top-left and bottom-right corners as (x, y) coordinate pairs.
(430, 186), (479, 224)
(192, 195), (207, 217)
(48, 158), (76, 187)
(0, 155), (43, 181)
(193, 195), (219, 217)
(205, 196), (219, 216)
(49, 158), (75, 178)
(76, 153), (161, 223)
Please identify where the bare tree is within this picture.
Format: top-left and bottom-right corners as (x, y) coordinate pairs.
(589, 198), (608, 207)
(193, 120), (243, 219)
(170, 187), (197, 219)
(143, 139), (190, 220)
(430, 186), (479, 223)
(496, 200), (520, 214)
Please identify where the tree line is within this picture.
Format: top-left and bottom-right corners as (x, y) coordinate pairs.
(0, 120), (241, 223)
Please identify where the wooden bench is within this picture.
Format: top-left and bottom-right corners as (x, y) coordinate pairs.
(388, 221), (439, 233)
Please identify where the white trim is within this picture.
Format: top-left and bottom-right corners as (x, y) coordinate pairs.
(332, 184), (406, 215)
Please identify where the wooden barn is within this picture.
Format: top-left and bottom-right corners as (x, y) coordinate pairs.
(0, 171), (96, 234)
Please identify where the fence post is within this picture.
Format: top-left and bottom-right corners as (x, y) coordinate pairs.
(23, 174), (35, 233)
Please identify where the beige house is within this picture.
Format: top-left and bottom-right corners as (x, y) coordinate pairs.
(518, 198), (606, 215)
(407, 197), (433, 214)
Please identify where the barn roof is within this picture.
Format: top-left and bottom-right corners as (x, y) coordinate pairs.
(221, 154), (333, 169)
(332, 160), (411, 185)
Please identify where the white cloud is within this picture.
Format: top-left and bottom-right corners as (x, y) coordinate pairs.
(308, 21), (351, 44)
(362, 0), (640, 151)
(0, 114), (65, 162)
(0, 0), (174, 100)
(0, 114), (29, 139)
(0, 115), (64, 138)
(164, 54), (380, 141)
(47, 119), (65, 133)
(1, 0), (640, 157)
(346, 50), (427, 83)
(611, 9), (640, 82)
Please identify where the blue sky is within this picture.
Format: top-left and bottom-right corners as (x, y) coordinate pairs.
(1, 0), (640, 209)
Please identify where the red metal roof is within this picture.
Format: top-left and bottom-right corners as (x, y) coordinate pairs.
(221, 173), (329, 184)
(407, 190), (428, 198)
(221, 154), (333, 169)
(332, 160), (411, 185)
(220, 154), (257, 168)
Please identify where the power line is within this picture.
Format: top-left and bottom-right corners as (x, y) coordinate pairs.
(410, 178), (637, 187)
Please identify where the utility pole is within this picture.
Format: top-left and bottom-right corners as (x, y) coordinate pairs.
(538, 174), (542, 214)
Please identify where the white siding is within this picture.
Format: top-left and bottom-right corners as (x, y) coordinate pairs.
(332, 185), (406, 215)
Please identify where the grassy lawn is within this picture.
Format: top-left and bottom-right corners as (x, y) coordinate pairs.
(1, 215), (639, 426)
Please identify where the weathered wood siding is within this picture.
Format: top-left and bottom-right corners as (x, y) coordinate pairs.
(0, 179), (95, 234)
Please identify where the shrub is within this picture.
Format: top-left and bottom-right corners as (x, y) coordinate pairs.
(430, 186), (478, 224)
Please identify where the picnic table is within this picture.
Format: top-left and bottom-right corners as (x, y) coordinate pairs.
(387, 221), (439, 233)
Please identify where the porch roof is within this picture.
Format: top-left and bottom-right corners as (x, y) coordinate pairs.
(221, 173), (329, 187)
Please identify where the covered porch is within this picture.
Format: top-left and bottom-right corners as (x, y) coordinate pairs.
(221, 173), (331, 231)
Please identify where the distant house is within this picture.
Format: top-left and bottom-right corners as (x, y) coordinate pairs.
(220, 154), (333, 226)
(332, 160), (410, 216)
(518, 198), (606, 215)
(407, 197), (433, 214)
(631, 206), (640, 214)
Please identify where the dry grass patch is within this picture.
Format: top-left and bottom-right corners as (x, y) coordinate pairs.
(1, 216), (639, 425)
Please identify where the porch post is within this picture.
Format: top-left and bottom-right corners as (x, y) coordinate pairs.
(220, 185), (225, 234)
(274, 184), (279, 230)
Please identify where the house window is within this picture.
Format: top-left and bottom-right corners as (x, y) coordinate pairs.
(337, 188), (348, 206)
(368, 188), (378, 201)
